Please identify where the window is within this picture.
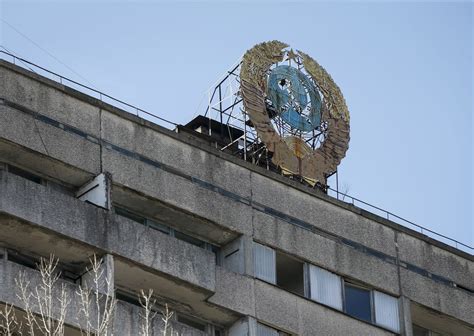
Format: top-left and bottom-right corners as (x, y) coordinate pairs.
(147, 219), (171, 235)
(115, 207), (146, 225)
(344, 283), (372, 323)
(413, 325), (444, 336)
(177, 314), (206, 332)
(174, 230), (206, 248)
(276, 251), (304, 296)
(7, 250), (81, 283)
(254, 242), (276, 284)
(257, 323), (279, 336)
(114, 206), (220, 259)
(8, 164), (42, 184)
(256, 323), (289, 336)
(253, 242), (304, 295)
(374, 290), (400, 332)
(309, 264), (343, 310)
(116, 289), (143, 308)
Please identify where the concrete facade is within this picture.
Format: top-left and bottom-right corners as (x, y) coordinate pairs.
(0, 59), (473, 335)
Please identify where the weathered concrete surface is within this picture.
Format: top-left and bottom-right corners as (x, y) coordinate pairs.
(101, 110), (253, 200)
(0, 65), (101, 138)
(400, 268), (474, 326)
(0, 171), (215, 293)
(102, 147), (253, 237)
(410, 301), (474, 336)
(0, 104), (100, 175)
(397, 232), (474, 289)
(113, 185), (238, 245)
(254, 280), (395, 336)
(252, 210), (400, 295)
(251, 172), (398, 258)
(208, 267), (256, 317)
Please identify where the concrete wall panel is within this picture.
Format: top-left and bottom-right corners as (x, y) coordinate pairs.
(0, 105), (100, 174)
(0, 66), (101, 137)
(101, 110), (252, 200)
(398, 232), (474, 289)
(0, 172), (215, 292)
(254, 280), (299, 334)
(102, 148), (253, 236)
(250, 172), (398, 258)
(400, 268), (474, 326)
(208, 267), (255, 316)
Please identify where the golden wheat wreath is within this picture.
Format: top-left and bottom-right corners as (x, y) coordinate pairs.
(240, 41), (350, 185)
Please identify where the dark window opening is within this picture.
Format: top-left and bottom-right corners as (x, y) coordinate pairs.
(177, 314), (206, 332)
(114, 207), (146, 225)
(8, 165), (42, 184)
(114, 206), (220, 259)
(115, 289), (164, 314)
(174, 231), (206, 248)
(344, 283), (372, 323)
(7, 251), (37, 270)
(275, 251), (304, 296)
(7, 250), (81, 283)
(413, 325), (430, 336)
(148, 219), (171, 235)
(116, 289), (142, 307)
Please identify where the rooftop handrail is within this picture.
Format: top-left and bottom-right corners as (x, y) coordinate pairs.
(0, 50), (177, 127)
(1, 50), (472, 254)
(328, 187), (473, 252)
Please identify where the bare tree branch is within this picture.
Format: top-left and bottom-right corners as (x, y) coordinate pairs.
(0, 303), (19, 336)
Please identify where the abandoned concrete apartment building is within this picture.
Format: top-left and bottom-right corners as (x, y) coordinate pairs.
(0, 47), (473, 336)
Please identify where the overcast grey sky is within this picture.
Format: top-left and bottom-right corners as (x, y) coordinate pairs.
(1, 1), (472, 249)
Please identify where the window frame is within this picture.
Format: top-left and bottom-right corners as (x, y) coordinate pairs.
(342, 280), (375, 324)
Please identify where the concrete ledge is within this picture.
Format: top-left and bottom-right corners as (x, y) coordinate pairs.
(102, 147), (253, 237)
(0, 104), (100, 175)
(0, 171), (215, 293)
(254, 280), (395, 336)
(400, 268), (473, 326)
(397, 232), (474, 290)
(208, 267), (256, 317)
(0, 64), (101, 137)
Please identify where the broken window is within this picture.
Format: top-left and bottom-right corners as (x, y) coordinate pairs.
(253, 242), (304, 296)
(275, 250), (304, 296)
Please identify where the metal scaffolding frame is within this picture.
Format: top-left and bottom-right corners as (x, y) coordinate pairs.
(202, 57), (336, 192)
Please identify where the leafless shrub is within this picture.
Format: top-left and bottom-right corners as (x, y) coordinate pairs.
(160, 303), (178, 336)
(15, 254), (70, 336)
(138, 289), (157, 336)
(0, 303), (20, 336)
(3, 254), (178, 336)
(76, 255), (116, 336)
